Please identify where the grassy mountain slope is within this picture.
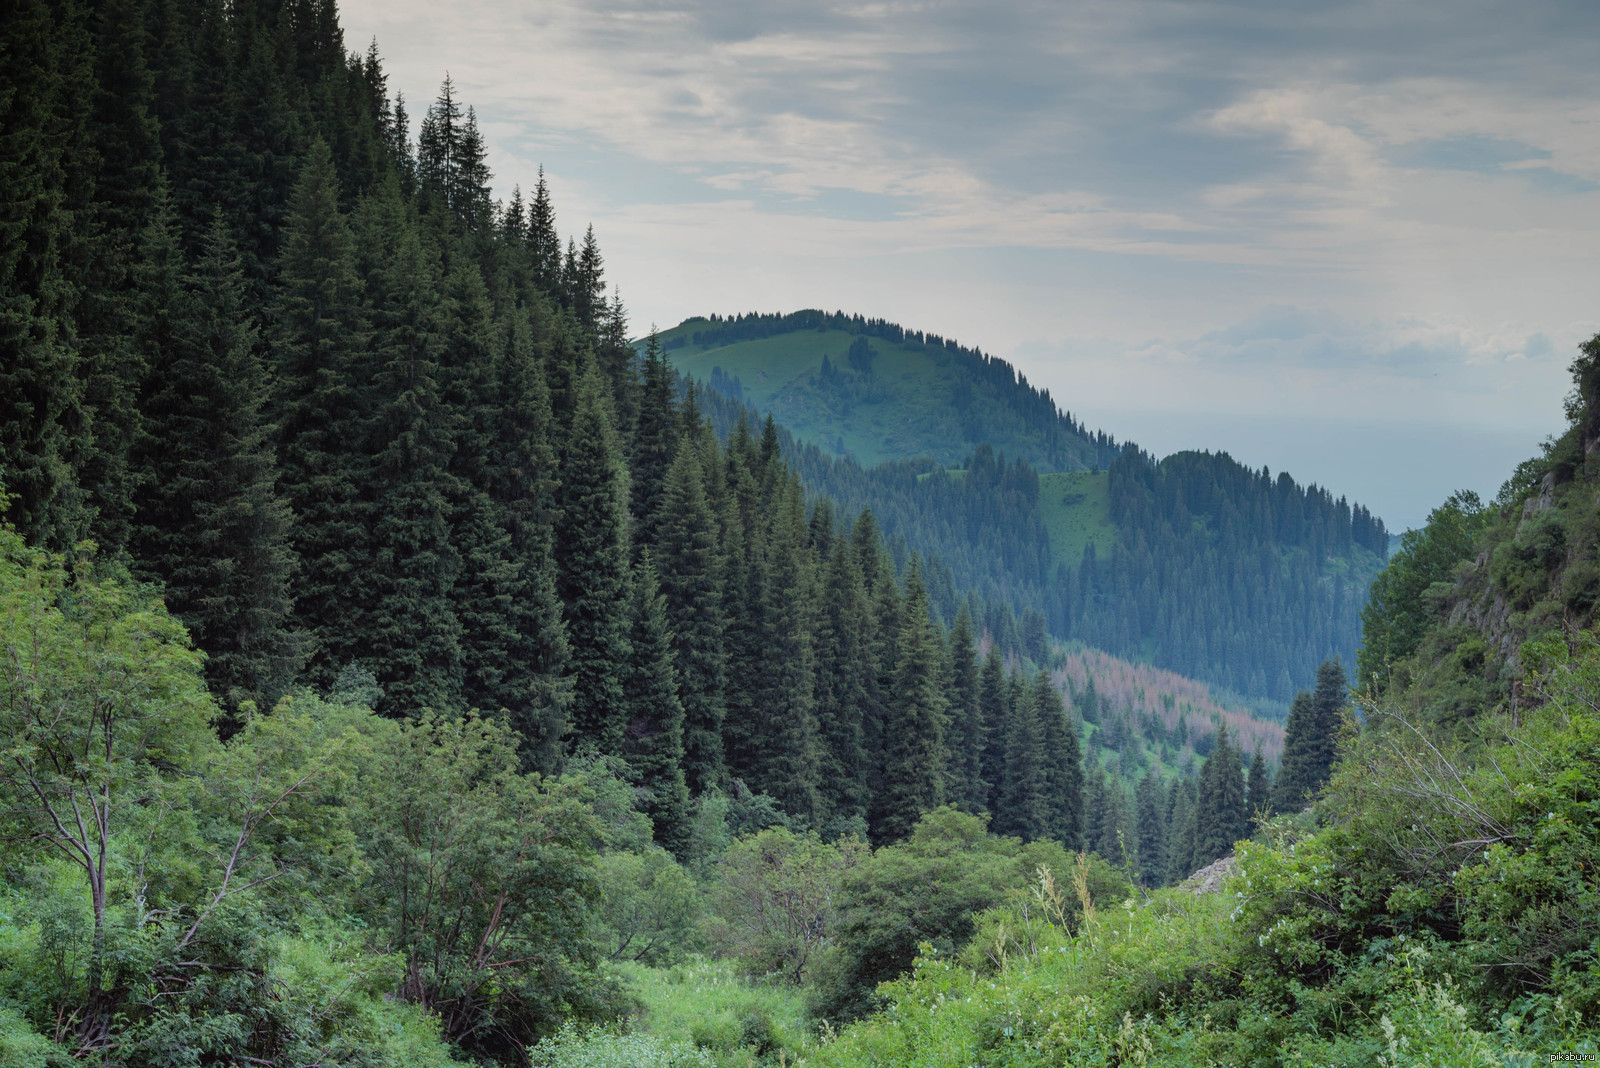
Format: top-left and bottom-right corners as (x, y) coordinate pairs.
(1038, 470), (1116, 568)
(654, 312), (1118, 472)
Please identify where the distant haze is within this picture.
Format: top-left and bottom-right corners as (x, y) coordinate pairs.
(342, 0), (1599, 531)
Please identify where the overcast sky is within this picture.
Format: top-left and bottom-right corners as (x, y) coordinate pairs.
(340, 0), (1600, 529)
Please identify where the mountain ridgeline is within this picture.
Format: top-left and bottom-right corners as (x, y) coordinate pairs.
(666, 315), (1390, 701)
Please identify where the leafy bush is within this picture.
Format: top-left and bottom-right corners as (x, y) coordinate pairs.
(529, 1024), (714, 1068)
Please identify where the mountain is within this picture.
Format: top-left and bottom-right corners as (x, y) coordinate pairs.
(656, 311), (1120, 472)
(663, 314), (1390, 702)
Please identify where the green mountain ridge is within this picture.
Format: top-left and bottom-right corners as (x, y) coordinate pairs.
(664, 313), (1390, 702)
(653, 311), (1119, 472)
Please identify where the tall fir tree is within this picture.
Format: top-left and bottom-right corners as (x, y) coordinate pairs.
(752, 476), (822, 824)
(482, 305), (571, 770)
(130, 209), (300, 712)
(653, 436), (726, 792)
(271, 138), (370, 687)
(978, 645), (1008, 814)
(630, 330), (678, 548)
(944, 606), (986, 812)
(1246, 741), (1270, 819)
(1194, 726), (1247, 867)
(1274, 658), (1346, 811)
(0, 0), (92, 550)
(361, 198), (465, 713)
(623, 550), (691, 854)
(1135, 770), (1167, 885)
(555, 358), (633, 754)
(813, 522), (872, 829)
(994, 667), (1044, 840)
(1164, 776), (1199, 884)
(1035, 671), (1084, 849)
(871, 557), (947, 842)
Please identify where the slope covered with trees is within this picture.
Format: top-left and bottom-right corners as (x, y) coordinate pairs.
(687, 364), (1388, 702)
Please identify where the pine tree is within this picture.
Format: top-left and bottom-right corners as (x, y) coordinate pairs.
(271, 138), (370, 687)
(1035, 671), (1084, 849)
(1246, 741), (1270, 820)
(978, 646), (1008, 814)
(1135, 770), (1167, 885)
(653, 437), (726, 793)
(555, 359), (633, 753)
(483, 305), (571, 770)
(0, 0), (91, 550)
(813, 524), (871, 828)
(1194, 726), (1247, 867)
(130, 210), (300, 711)
(871, 557), (946, 842)
(1164, 777), (1198, 884)
(944, 607), (986, 812)
(995, 667), (1044, 840)
(527, 166), (560, 293)
(752, 476), (821, 824)
(624, 551), (691, 854)
(1274, 658), (1345, 810)
(630, 331), (678, 548)
(361, 199), (464, 713)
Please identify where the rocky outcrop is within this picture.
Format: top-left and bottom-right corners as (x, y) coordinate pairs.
(1180, 854), (1237, 895)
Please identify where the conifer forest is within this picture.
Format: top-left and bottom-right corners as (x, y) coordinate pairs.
(1, 0), (1597, 1064)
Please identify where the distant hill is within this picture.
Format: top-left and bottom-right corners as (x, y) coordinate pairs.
(653, 311), (1120, 471)
(668, 313), (1390, 702)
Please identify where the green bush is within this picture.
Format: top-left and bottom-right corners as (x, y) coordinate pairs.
(529, 1024), (714, 1068)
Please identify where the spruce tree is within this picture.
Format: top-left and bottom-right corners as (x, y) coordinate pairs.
(978, 646), (1008, 814)
(360, 186), (464, 713)
(623, 551), (691, 854)
(484, 305), (571, 770)
(813, 524), (871, 828)
(1246, 741), (1270, 819)
(1164, 777), (1198, 884)
(994, 667), (1044, 840)
(1035, 671), (1084, 849)
(271, 138), (370, 688)
(871, 557), (946, 842)
(130, 210), (300, 711)
(1194, 726), (1247, 866)
(1274, 659), (1345, 810)
(555, 358), (633, 753)
(653, 437), (726, 792)
(767, 478), (823, 823)
(1135, 770), (1167, 885)
(0, 0), (91, 550)
(630, 331), (678, 548)
(944, 607), (986, 812)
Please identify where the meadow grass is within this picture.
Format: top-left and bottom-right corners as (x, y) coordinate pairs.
(615, 957), (818, 1068)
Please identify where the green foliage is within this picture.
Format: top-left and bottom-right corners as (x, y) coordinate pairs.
(529, 1025), (714, 1068)
(810, 807), (1120, 1025)
(1358, 491), (1489, 695)
(703, 827), (867, 985)
(594, 849), (701, 965)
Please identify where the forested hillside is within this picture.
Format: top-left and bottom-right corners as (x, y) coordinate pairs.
(775, 345), (1600, 1065)
(685, 354), (1388, 701)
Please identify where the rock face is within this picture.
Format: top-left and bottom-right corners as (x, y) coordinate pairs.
(1181, 854), (1237, 895)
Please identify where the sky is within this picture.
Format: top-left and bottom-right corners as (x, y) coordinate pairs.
(339, 0), (1600, 530)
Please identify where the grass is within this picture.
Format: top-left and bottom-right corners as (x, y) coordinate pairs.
(1039, 470), (1116, 568)
(615, 957), (817, 1068)
(651, 320), (1095, 473)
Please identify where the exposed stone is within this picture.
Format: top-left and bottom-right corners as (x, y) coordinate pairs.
(1180, 853), (1237, 895)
